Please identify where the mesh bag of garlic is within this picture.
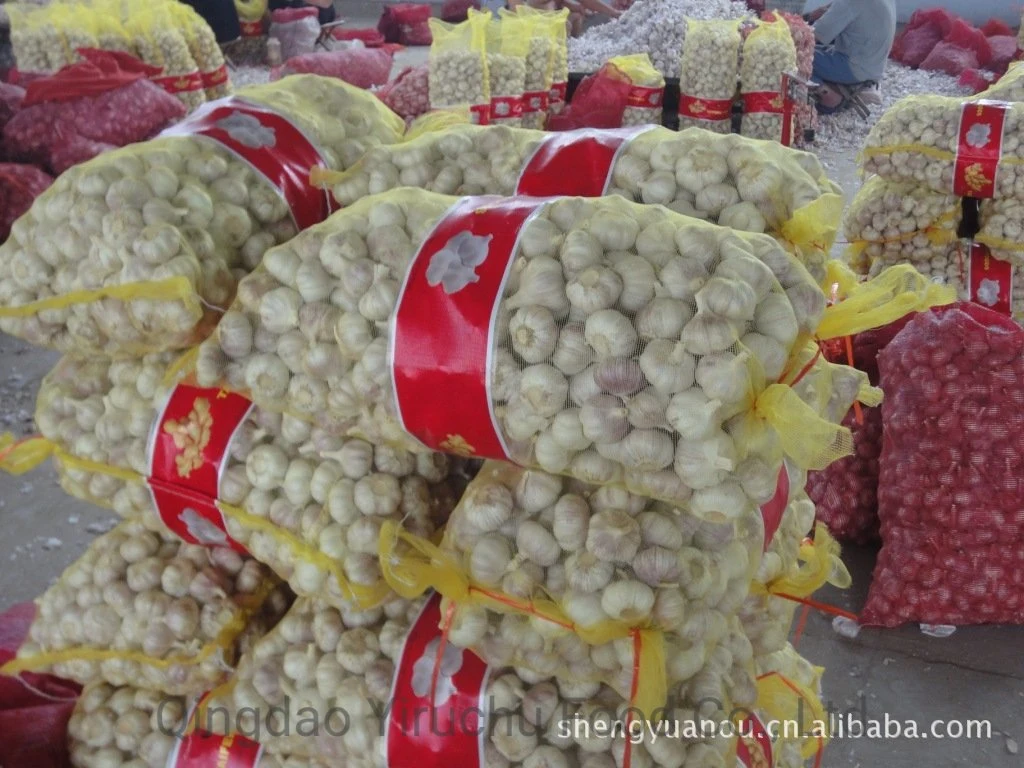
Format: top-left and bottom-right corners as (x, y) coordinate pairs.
(483, 11), (529, 127)
(0, 75), (405, 356)
(861, 95), (1024, 199)
(609, 54), (666, 128)
(0, 352), (471, 610)
(677, 20), (741, 134)
(501, 8), (559, 130)
(752, 645), (829, 768)
(171, 1), (233, 101)
(316, 123), (845, 282)
(739, 17), (798, 145)
(428, 13), (492, 124)
(68, 682), (311, 768)
(201, 592), (761, 765)
(512, 6), (570, 117)
(842, 177), (961, 276)
(0, 520), (292, 695)
(379, 462), (853, 711)
(126, 5), (208, 112)
(6, 2), (81, 73)
(193, 189), (869, 513)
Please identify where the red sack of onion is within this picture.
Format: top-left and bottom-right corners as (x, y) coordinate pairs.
(0, 162), (51, 242)
(2, 61), (185, 175)
(377, 64), (430, 118)
(280, 47), (394, 89)
(806, 315), (917, 545)
(862, 303), (1024, 627)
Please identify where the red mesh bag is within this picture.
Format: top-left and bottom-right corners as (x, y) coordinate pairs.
(0, 83), (24, 138)
(920, 41), (979, 76)
(0, 602), (81, 768)
(807, 314), (916, 545)
(958, 68), (996, 93)
(863, 303), (1024, 627)
(0, 163), (53, 242)
(546, 66), (632, 130)
(891, 22), (944, 67)
(332, 27), (386, 46)
(944, 18), (993, 68)
(376, 63), (430, 118)
(987, 36), (1019, 72)
(378, 4), (433, 46)
(280, 47), (394, 88)
(441, 0), (480, 23)
(2, 53), (185, 174)
(981, 19), (1014, 38)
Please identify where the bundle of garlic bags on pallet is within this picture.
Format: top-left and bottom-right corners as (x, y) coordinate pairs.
(2, 351), (472, 610)
(0, 76), (404, 355)
(854, 93), (1024, 320)
(316, 124), (843, 283)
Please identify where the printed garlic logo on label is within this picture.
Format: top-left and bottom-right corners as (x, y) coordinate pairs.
(216, 112), (277, 149)
(976, 278), (1002, 306)
(425, 231), (493, 294)
(410, 638), (465, 706)
(965, 123), (992, 149)
(180, 507), (229, 546)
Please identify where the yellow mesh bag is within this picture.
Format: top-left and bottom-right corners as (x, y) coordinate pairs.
(401, 107), (474, 142)
(378, 460), (768, 713)
(740, 16), (798, 143)
(316, 123), (843, 280)
(90, 1), (136, 55)
(513, 6), (569, 115)
(427, 13), (491, 123)
(609, 53), (665, 127)
(235, 0), (269, 23)
(7, 3), (72, 72)
(0, 76), (404, 357)
(126, 5), (207, 112)
(194, 189), (856, 509)
(483, 11), (530, 127)
(501, 8), (556, 129)
(861, 94), (1024, 198)
(0, 353), (469, 611)
(678, 20), (740, 134)
(842, 176), (960, 273)
(0, 520), (290, 695)
(171, 1), (232, 100)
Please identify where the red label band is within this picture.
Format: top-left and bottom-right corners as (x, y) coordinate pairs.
(736, 713), (774, 768)
(386, 594), (490, 768)
(240, 19), (264, 37)
(968, 242), (1013, 316)
(490, 95), (524, 120)
(469, 103), (491, 126)
(159, 97), (333, 229)
(679, 94), (732, 121)
(515, 126), (655, 197)
(550, 81), (568, 105)
(742, 91), (787, 115)
(147, 384), (253, 553)
(522, 90), (549, 114)
(626, 85), (664, 109)
(171, 729), (264, 767)
(759, 464), (790, 551)
(954, 100), (1009, 199)
(201, 65), (229, 88)
(152, 71), (204, 94)
(391, 197), (542, 460)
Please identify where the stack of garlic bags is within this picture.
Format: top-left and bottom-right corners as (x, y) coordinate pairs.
(0, 76), (409, 767)
(175, 172), (897, 768)
(855, 84), (1024, 320)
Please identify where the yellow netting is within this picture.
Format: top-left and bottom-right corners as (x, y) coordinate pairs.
(235, 0), (268, 23)
(427, 13), (491, 119)
(740, 16), (798, 143)
(512, 6), (568, 114)
(502, 8), (557, 129)
(171, 1), (232, 100)
(484, 11), (531, 127)
(402, 108), (474, 141)
(609, 53), (665, 127)
(979, 61), (1024, 102)
(126, 5), (206, 111)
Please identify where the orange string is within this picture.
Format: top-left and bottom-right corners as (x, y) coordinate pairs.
(620, 629), (642, 768)
(773, 592), (860, 622)
(791, 604), (812, 649)
(769, 673), (825, 768)
(0, 435), (37, 463)
(843, 334), (864, 425)
(431, 600), (457, 709)
(780, 344), (823, 387)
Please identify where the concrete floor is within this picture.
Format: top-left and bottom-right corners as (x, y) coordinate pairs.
(2, 12), (1024, 767)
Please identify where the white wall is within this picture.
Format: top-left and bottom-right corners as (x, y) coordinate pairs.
(804, 0), (1020, 26)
